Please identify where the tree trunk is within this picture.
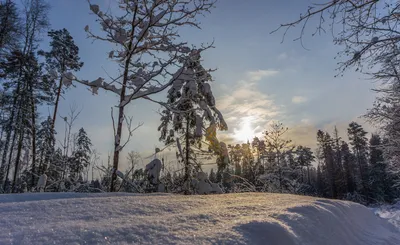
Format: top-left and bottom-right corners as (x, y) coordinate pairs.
(111, 105), (125, 192)
(110, 6), (138, 192)
(52, 76), (63, 129)
(307, 165), (311, 185)
(184, 116), (190, 194)
(12, 126), (24, 193)
(0, 80), (20, 184)
(30, 84), (37, 189)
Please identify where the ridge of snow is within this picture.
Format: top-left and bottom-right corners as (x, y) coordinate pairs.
(0, 193), (399, 244)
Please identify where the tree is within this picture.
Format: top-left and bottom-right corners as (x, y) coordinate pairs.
(65, 0), (216, 192)
(35, 116), (55, 189)
(126, 150), (141, 181)
(40, 28), (83, 130)
(274, 1), (399, 77)
(275, 2), (400, 196)
(316, 130), (337, 199)
(69, 128), (92, 181)
(340, 141), (356, 194)
(0, 0), (20, 61)
(158, 51), (226, 192)
(368, 134), (392, 202)
(295, 145), (315, 184)
(262, 122), (294, 192)
(347, 122), (369, 199)
(0, 0), (50, 192)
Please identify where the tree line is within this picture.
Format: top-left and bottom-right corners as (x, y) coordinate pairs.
(205, 122), (398, 205)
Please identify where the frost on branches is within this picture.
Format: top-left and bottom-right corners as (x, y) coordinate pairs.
(157, 51), (227, 192)
(61, 0), (217, 191)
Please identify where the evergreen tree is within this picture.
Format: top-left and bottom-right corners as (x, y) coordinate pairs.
(295, 145), (315, 185)
(262, 122), (294, 192)
(0, 0), (21, 58)
(35, 116), (55, 188)
(158, 51), (226, 192)
(40, 28), (83, 129)
(340, 141), (356, 194)
(316, 130), (337, 199)
(347, 122), (369, 200)
(69, 128), (92, 181)
(368, 134), (392, 202)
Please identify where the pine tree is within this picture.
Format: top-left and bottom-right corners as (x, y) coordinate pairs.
(368, 134), (392, 202)
(340, 141), (356, 194)
(263, 122), (294, 192)
(35, 117), (55, 186)
(295, 145), (315, 185)
(69, 128), (92, 181)
(0, 0), (21, 58)
(40, 28), (83, 129)
(316, 130), (337, 199)
(347, 122), (369, 200)
(158, 52), (226, 193)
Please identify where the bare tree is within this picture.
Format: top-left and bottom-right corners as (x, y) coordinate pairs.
(64, 0), (216, 191)
(126, 150), (141, 181)
(273, 0), (398, 75)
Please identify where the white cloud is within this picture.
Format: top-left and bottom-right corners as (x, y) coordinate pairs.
(292, 96), (308, 104)
(217, 74), (283, 143)
(247, 69), (279, 81)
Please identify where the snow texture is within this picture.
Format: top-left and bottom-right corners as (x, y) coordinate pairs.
(145, 158), (162, 185)
(373, 201), (400, 230)
(0, 193), (399, 245)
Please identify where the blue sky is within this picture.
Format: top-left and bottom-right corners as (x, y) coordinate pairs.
(37, 0), (376, 169)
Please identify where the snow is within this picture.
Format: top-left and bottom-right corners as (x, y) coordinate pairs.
(0, 193), (399, 245)
(145, 158), (162, 185)
(373, 201), (400, 229)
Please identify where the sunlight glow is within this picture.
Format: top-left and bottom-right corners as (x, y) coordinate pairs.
(233, 116), (257, 143)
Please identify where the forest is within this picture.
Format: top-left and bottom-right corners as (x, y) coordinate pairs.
(0, 0), (399, 207)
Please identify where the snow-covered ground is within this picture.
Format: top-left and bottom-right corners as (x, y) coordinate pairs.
(0, 193), (399, 245)
(373, 201), (400, 230)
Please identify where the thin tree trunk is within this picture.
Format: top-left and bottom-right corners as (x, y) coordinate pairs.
(52, 76), (63, 129)
(307, 165), (311, 185)
(3, 129), (16, 191)
(0, 81), (20, 183)
(30, 83), (37, 189)
(184, 116), (190, 194)
(12, 126), (24, 193)
(110, 7), (138, 192)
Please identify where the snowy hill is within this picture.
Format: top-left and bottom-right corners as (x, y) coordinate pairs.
(0, 193), (399, 245)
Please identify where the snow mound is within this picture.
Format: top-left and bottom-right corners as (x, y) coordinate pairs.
(373, 201), (400, 229)
(0, 193), (398, 245)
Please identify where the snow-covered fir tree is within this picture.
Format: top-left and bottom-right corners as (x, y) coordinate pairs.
(69, 128), (92, 182)
(158, 51), (227, 193)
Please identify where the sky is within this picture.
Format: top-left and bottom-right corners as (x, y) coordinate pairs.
(36, 0), (377, 171)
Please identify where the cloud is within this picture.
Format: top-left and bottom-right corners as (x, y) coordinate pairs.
(292, 96), (308, 104)
(247, 69), (279, 81)
(216, 71), (283, 143)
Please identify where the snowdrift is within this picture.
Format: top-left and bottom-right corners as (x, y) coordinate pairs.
(373, 201), (400, 229)
(0, 193), (398, 245)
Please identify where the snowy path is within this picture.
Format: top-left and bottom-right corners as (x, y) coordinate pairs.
(0, 193), (399, 245)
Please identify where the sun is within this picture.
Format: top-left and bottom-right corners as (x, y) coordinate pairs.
(233, 116), (257, 143)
